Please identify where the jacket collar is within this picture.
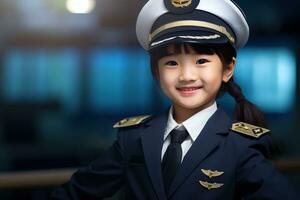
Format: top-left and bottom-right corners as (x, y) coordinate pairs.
(141, 109), (169, 200)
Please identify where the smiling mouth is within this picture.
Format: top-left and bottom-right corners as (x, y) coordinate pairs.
(176, 86), (203, 96)
(176, 86), (202, 91)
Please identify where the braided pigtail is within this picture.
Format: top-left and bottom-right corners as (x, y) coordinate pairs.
(226, 79), (267, 128)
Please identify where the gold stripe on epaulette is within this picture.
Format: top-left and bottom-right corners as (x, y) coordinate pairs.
(231, 122), (270, 138)
(113, 115), (151, 128)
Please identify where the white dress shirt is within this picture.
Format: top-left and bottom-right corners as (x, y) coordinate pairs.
(161, 102), (217, 162)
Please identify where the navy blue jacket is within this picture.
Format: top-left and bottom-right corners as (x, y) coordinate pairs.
(51, 108), (299, 199)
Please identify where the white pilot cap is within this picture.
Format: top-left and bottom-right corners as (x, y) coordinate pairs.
(136, 0), (249, 50)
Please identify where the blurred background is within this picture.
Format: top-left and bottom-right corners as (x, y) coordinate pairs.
(0, 0), (299, 199)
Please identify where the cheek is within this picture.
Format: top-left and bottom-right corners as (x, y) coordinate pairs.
(202, 68), (224, 87)
(159, 72), (172, 88)
(158, 68), (177, 92)
(203, 68), (223, 82)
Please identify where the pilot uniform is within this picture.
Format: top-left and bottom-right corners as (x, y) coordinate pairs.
(52, 0), (299, 199)
(51, 104), (298, 199)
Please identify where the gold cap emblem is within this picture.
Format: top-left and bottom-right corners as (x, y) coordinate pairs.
(171, 0), (192, 8)
(199, 181), (224, 190)
(201, 169), (224, 178)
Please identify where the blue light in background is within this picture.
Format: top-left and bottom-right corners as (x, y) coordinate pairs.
(88, 48), (154, 115)
(235, 48), (296, 113)
(34, 49), (49, 99)
(89, 48), (127, 114)
(1, 46), (296, 115)
(2, 48), (80, 113)
(48, 49), (81, 113)
(2, 49), (24, 100)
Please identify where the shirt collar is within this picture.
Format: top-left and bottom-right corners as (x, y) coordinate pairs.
(164, 102), (218, 141)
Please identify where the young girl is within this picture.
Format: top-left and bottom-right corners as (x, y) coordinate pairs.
(52, 0), (299, 199)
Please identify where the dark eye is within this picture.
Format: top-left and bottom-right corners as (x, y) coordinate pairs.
(165, 61), (178, 66)
(196, 59), (209, 65)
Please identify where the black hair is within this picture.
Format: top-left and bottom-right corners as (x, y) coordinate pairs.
(149, 42), (267, 128)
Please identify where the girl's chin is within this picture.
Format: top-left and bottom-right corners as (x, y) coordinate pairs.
(174, 102), (207, 110)
(173, 99), (213, 111)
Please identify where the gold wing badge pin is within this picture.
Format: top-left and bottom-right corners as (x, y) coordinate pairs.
(201, 169), (224, 178)
(199, 181), (224, 190)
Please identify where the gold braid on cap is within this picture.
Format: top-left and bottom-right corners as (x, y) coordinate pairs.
(149, 20), (235, 45)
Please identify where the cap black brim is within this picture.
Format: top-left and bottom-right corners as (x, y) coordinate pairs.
(149, 30), (229, 50)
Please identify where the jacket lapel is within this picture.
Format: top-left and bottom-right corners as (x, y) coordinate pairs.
(167, 108), (231, 197)
(141, 111), (168, 200)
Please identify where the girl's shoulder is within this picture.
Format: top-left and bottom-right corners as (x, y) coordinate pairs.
(113, 115), (152, 129)
(229, 122), (275, 158)
(230, 122), (270, 139)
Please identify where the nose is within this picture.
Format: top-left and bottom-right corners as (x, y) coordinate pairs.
(178, 64), (197, 82)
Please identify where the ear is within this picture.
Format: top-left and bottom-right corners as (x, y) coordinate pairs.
(222, 58), (236, 83)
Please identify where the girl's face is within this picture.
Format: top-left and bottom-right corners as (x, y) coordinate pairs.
(157, 44), (235, 115)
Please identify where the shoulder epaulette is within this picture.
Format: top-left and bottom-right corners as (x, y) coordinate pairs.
(231, 122), (270, 138)
(113, 115), (152, 128)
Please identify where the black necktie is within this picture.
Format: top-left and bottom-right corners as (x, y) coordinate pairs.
(162, 128), (189, 193)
